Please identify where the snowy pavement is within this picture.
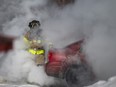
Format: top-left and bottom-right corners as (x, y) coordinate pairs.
(1, 76), (116, 87)
(86, 76), (116, 87)
(0, 84), (39, 87)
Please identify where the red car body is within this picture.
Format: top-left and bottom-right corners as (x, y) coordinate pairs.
(46, 40), (85, 78)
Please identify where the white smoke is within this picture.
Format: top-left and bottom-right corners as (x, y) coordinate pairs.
(0, 37), (55, 85)
(0, 0), (55, 85)
(82, 0), (116, 80)
(0, 0), (116, 86)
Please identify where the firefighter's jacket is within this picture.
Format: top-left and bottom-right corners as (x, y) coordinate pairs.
(23, 27), (49, 63)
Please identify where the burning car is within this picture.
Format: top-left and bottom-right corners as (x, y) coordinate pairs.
(0, 35), (95, 86)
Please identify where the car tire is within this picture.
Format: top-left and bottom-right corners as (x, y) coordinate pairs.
(65, 64), (95, 87)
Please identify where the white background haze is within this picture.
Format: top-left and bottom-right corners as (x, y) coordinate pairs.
(0, 0), (116, 87)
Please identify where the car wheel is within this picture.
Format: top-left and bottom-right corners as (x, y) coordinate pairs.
(65, 64), (95, 87)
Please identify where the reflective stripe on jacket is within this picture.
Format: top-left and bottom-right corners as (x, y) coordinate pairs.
(28, 49), (45, 55)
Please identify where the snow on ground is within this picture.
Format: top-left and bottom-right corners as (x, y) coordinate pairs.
(87, 76), (116, 87)
(0, 84), (39, 87)
(1, 76), (116, 87)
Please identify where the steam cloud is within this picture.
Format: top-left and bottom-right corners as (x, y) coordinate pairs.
(0, 0), (116, 86)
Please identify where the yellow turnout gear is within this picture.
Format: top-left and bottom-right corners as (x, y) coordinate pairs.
(23, 36), (30, 43)
(23, 36), (42, 44)
(28, 49), (45, 55)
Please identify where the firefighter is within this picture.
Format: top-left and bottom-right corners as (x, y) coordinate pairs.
(24, 20), (48, 66)
(24, 20), (41, 41)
